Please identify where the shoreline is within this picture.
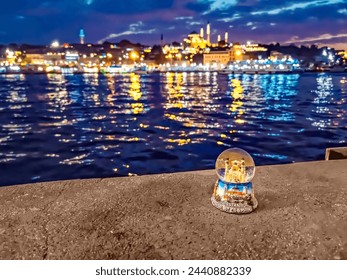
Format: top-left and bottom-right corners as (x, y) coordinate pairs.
(1, 70), (346, 75)
(0, 159), (346, 260)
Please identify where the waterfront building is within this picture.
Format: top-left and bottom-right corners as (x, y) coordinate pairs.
(0, 56), (6, 64)
(242, 43), (267, 53)
(222, 58), (302, 74)
(23, 50), (45, 65)
(78, 55), (100, 67)
(241, 43), (268, 60)
(270, 50), (290, 60)
(203, 44), (245, 65)
(203, 48), (232, 65)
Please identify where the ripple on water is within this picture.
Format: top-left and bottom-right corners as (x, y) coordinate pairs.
(0, 72), (346, 186)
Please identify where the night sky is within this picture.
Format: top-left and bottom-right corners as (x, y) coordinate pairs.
(1, 0), (346, 49)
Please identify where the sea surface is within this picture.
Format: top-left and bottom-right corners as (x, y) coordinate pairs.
(0, 72), (346, 186)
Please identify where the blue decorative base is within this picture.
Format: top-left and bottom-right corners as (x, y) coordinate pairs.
(211, 179), (258, 214)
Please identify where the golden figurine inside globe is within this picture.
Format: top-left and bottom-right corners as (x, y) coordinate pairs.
(212, 148), (258, 214)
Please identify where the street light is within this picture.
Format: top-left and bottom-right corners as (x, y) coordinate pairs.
(51, 41), (59, 48)
(130, 51), (139, 64)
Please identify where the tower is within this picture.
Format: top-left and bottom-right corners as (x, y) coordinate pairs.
(79, 28), (85, 44)
(160, 34), (164, 47)
(200, 27), (204, 38)
(225, 32), (228, 43)
(206, 21), (210, 45)
(217, 34), (221, 42)
(224, 159), (230, 182)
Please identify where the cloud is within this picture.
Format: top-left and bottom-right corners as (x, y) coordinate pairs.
(97, 21), (156, 43)
(189, 21), (203, 26)
(129, 21), (145, 31)
(285, 33), (347, 44)
(217, 13), (241, 22)
(252, 0), (345, 15)
(197, 0), (238, 14)
(0, 0), (346, 47)
(175, 16), (193, 20)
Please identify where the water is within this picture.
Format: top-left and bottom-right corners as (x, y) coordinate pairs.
(0, 72), (346, 186)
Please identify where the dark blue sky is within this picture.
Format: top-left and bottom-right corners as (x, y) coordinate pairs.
(1, 0), (346, 49)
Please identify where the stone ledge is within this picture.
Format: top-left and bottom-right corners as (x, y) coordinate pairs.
(0, 160), (346, 260)
(326, 147), (347, 160)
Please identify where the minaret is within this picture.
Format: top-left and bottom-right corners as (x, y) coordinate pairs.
(225, 32), (228, 43)
(240, 159), (246, 182)
(206, 21), (210, 45)
(160, 34), (164, 47)
(224, 159), (230, 182)
(217, 34), (221, 42)
(242, 185), (247, 195)
(200, 27), (204, 38)
(79, 28), (85, 44)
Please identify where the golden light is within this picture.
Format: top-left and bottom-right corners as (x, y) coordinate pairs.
(106, 53), (113, 58)
(51, 41), (59, 48)
(130, 51), (139, 60)
(235, 50), (242, 56)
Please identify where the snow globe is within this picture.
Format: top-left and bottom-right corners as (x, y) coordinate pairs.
(211, 148), (258, 214)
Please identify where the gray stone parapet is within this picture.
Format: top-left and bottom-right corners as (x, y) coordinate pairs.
(0, 160), (346, 259)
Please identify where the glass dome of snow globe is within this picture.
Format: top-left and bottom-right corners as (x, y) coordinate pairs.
(211, 148), (258, 214)
(215, 148), (255, 183)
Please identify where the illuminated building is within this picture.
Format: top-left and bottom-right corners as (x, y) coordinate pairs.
(270, 51), (290, 60)
(338, 50), (347, 59)
(5, 49), (17, 65)
(200, 28), (204, 38)
(222, 58), (302, 74)
(24, 53), (45, 65)
(225, 32), (228, 43)
(242, 43), (267, 53)
(80, 28), (85, 44)
(203, 49), (232, 65)
(23, 49), (63, 66)
(231, 44), (244, 61)
(217, 34), (221, 42)
(183, 31), (207, 54)
(0, 57), (7, 67)
(203, 44), (246, 65)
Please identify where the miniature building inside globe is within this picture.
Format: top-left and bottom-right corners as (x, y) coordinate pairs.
(211, 148), (258, 214)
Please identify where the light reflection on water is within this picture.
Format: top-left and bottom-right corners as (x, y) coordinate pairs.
(0, 72), (346, 186)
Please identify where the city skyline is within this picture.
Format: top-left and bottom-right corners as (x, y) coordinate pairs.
(0, 0), (346, 49)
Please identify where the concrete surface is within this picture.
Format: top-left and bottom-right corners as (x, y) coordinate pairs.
(0, 160), (346, 260)
(326, 147), (347, 160)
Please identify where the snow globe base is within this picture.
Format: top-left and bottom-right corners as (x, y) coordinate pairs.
(211, 179), (258, 214)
